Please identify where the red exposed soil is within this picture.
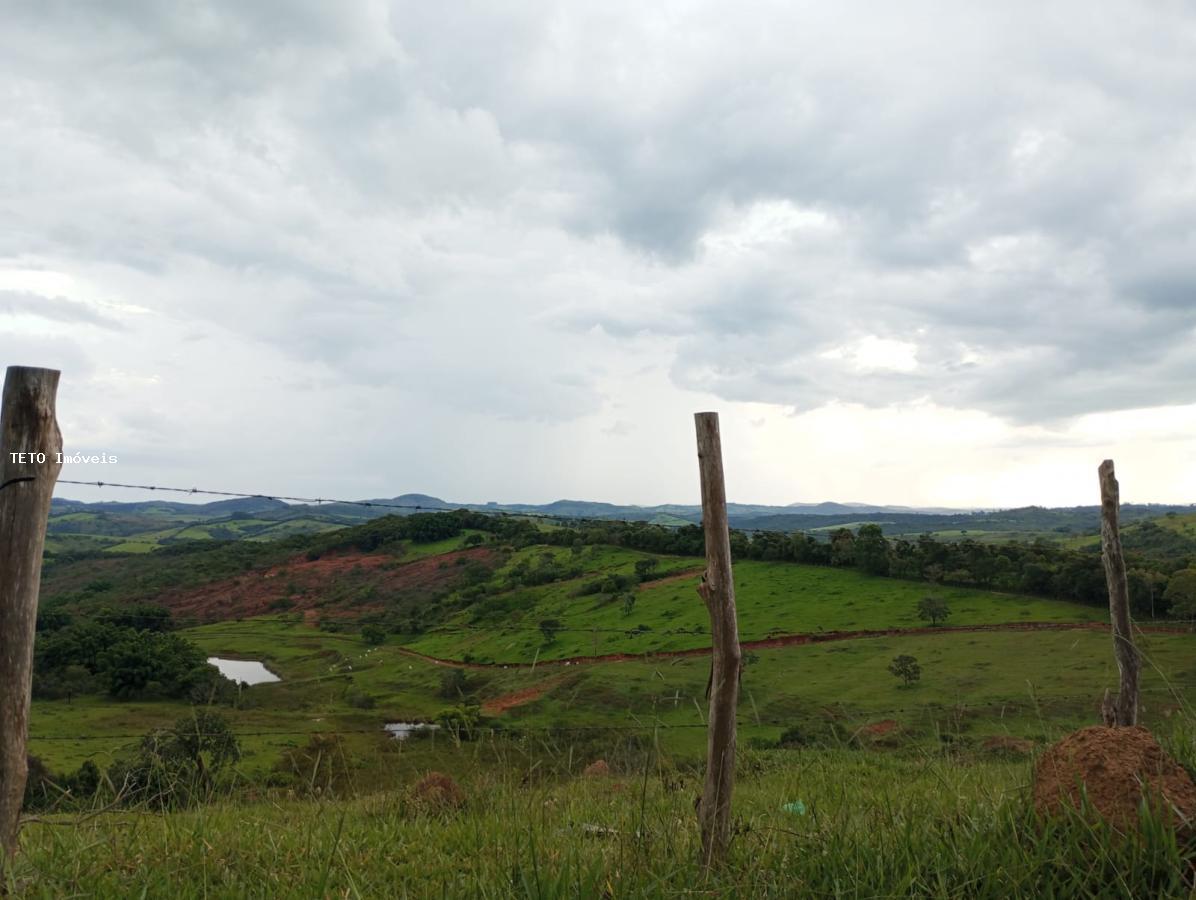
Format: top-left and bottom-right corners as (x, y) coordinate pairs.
(1034, 726), (1196, 833)
(481, 676), (566, 716)
(862, 719), (900, 736)
(396, 621), (1191, 670)
(157, 547), (498, 622)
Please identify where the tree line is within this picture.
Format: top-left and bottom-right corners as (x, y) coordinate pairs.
(32, 604), (238, 703)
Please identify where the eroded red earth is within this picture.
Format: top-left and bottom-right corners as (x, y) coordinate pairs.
(156, 547), (497, 622)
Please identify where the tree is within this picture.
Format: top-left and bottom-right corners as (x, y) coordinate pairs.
(889, 655), (921, 686)
(361, 624), (387, 646)
(1128, 568), (1168, 618)
(830, 528), (856, 566)
(99, 631), (206, 698)
(634, 558), (659, 580)
(854, 524), (890, 576)
(1164, 569), (1196, 619)
(916, 596), (950, 626)
(438, 667), (468, 700)
(621, 592), (637, 616)
(538, 618), (563, 643)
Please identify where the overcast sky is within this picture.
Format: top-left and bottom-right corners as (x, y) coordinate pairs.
(4, 1), (1195, 509)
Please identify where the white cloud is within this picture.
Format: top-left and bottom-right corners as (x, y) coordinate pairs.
(820, 336), (920, 375)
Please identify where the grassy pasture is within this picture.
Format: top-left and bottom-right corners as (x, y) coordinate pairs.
(12, 746), (1195, 898)
(22, 542), (1196, 897)
(406, 553), (1107, 663)
(29, 614), (1196, 770)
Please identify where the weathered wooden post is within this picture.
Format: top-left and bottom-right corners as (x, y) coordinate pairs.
(0, 367), (62, 859)
(693, 412), (741, 867)
(1098, 459), (1139, 726)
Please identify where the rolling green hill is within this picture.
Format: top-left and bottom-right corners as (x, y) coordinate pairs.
(403, 549), (1108, 664)
(23, 510), (1196, 896)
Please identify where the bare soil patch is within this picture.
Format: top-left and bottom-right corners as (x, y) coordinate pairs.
(157, 547), (497, 622)
(481, 676), (566, 716)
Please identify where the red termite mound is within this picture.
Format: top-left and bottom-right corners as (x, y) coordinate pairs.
(410, 771), (465, 809)
(1033, 726), (1196, 834)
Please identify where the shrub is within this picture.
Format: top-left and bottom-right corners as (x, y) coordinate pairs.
(539, 618), (563, 643)
(345, 688), (377, 710)
(110, 711), (241, 809)
(436, 705), (482, 742)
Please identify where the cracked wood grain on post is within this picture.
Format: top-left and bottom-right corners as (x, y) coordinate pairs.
(693, 412), (741, 868)
(0, 366), (62, 859)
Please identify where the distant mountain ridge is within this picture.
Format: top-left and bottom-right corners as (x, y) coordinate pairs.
(52, 492), (1194, 523)
(41, 492), (1195, 560)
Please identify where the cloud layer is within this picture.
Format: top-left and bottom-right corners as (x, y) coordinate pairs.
(3, 1), (1194, 504)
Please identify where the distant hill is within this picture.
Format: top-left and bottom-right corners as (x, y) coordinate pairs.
(44, 489), (1196, 558)
(784, 501), (964, 515)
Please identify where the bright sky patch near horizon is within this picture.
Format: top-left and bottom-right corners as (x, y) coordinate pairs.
(3, 2), (1195, 510)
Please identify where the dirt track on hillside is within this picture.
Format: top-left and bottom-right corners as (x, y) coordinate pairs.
(637, 568), (704, 590)
(481, 675), (569, 715)
(397, 621), (1193, 671)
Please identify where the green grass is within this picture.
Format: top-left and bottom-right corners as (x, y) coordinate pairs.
(406, 554), (1107, 664)
(480, 628), (1196, 756)
(22, 540), (1196, 896)
(11, 747), (1195, 898)
(921, 529), (1059, 543)
(30, 614), (1196, 770)
(43, 534), (126, 554)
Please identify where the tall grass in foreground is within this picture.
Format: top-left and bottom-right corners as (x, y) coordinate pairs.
(8, 748), (1194, 898)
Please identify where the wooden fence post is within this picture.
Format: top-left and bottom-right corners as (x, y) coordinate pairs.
(1098, 459), (1139, 727)
(0, 366), (62, 859)
(694, 412), (741, 867)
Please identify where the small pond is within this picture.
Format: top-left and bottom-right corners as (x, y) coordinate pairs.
(207, 657), (280, 685)
(384, 722), (440, 741)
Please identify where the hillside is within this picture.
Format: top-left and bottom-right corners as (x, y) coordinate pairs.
(31, 512), (1196, 762)
(22, 509), (1196, 896)
(46, 492), (1196, 558)
(1063, 511), (1196, 562)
